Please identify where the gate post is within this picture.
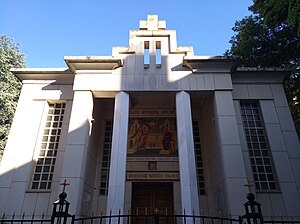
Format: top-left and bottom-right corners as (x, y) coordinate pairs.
(51, 180), (73, 224)
(241, 192), (264, 224)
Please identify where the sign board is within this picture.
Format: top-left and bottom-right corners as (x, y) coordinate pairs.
(127, 172), (180, 180)
(129, 109), (176, 117)
(127, 157), (178, 161)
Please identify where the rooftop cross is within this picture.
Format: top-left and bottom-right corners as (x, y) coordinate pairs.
(244, 180), (254, 193)
(139, 15), (166, 31)
(60, 179), (70, 192)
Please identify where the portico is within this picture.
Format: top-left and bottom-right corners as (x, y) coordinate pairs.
(61, 14), (245, 215)
(40, 14), (247, 217)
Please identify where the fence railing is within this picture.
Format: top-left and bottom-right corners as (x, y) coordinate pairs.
(0, 217), (51, 224)
(2, 214), (300, 224)
(1, 186), (300, 224)
(264, 221), (300, 224)
(73, 214), (241, 224)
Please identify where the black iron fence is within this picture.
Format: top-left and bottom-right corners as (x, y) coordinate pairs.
(0, 213), (51, 224)
(73, 213), (240, 224)
(1, 190), (300, 224)
(2, 214), (300, 224)
(1, 213), (300, 224)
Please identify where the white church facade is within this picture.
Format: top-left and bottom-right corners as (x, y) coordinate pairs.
(0, 15), (300, 219)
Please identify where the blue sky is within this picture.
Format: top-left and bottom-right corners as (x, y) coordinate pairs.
(0, 0), (253, 68)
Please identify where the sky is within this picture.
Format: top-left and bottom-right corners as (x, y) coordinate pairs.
(0, 0), (253, 68)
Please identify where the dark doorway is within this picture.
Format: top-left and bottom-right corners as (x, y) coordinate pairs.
(132, 182), (174, 216)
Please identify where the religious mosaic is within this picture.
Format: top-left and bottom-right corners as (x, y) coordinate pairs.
(127, 117), (178, 156)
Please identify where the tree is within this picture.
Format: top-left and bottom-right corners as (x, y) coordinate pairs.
(226, 0), (300, 137)
(0, 35), (25, 161)
(250, 0), (300, 34)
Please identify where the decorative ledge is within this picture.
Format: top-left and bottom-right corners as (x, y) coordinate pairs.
(64, 56), (123, 73)
(10, 68), (74, 83)
(182, 56), (238, 72)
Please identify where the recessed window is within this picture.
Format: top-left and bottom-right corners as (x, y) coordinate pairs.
(144, 41), (150, 67)
(156, 41), (161, 66)
(148, 161), (157, 171)
(99, 120), (113, 195)
(240, 102), (278, 191)
(192, 120), (206, 195)
(31, 103), (65, 190)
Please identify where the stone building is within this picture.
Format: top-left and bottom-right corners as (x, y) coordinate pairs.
(0, 15), (299, 219)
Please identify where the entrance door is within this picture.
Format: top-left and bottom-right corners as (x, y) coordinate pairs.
(132, 182), (174, 215)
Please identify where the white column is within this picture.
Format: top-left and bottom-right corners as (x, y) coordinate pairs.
(61, 91), (94, 215)
(106, 91), (129, 217)
(176, 91), (200, 216)
(213, 91), (247, 216)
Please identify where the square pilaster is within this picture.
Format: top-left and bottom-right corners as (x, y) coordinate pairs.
(176, 91), (200, 216)
(106, 92), (129, 219)
(61, 91), (94, 215)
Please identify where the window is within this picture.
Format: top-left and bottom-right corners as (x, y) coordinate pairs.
(193, 120), (206, 195)
(31, 103), (65, 190)
(144, 41), (150, 67)
(148, 161), (157, 171)
(155, 41), (161, 65)
(99, 120), (113, 195)
(240, 102), (278, 191)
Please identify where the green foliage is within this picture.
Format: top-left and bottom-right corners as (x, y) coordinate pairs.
(284, 69), (300, 137)
(226, 0), (300, 137)
(250, 0), (300, 34)
(0, 35), (25, 161)
(227, 16), (299, 67)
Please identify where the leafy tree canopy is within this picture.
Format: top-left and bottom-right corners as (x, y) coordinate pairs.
(250, 0), (300, 34)
(226, 0), (300, 137)
(0, 35), (25, 161)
